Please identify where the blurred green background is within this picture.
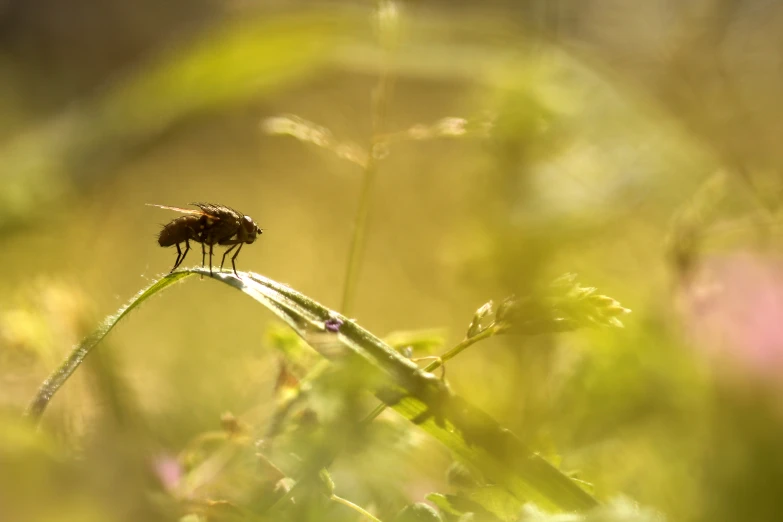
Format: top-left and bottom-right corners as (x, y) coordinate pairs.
(3, 1), (783, 521)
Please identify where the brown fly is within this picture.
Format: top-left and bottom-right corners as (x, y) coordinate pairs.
(149, 202), (263, 276)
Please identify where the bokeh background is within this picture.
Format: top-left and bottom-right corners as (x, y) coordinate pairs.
(2, 1), (783, 521)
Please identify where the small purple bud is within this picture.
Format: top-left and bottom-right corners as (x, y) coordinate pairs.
(324, 317), (343, 333)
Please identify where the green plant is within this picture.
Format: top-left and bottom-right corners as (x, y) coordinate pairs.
(26, 267), (631, 521)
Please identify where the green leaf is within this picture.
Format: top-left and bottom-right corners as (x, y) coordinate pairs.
(426, 493), (498, 522)
(24, 271), (192, 419)
(468, 486), (523, 522)
(395, 502), (445, 522)
(447, 461), (482, 490)
(426, 493), (470, 517)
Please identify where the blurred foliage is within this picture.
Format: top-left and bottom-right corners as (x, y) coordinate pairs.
(3, 1), (783, 521)
(0, 6), (354, 233)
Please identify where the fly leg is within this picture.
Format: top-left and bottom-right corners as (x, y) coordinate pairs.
(198, 242), (206, 279)
(220, 244), (239, 272)
(217, 238), (245, 276)
(171, 240), (191, 272)
(170, 243), (182, 273)
(208, 243), (214, 275)
(230, 243), (244, 276)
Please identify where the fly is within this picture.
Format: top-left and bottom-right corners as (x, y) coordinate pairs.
(149, 202), (263, 276)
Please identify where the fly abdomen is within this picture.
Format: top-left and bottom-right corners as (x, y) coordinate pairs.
(158, 216), (201, 247)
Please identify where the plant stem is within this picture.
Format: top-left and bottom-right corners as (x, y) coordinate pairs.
(423, 324), (500, 371)
(340, 7), (395, 315)
(331, 494), (384, 522)
(340, 156), (380, 315)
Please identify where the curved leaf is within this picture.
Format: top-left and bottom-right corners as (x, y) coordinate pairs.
(24, 271), (193, 419)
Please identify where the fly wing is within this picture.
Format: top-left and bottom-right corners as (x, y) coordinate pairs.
(191, 202), (242, 220)
(146, 203), (218, 219)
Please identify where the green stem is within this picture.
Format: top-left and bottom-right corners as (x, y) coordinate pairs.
(340, 157), (380, 315)
(424, 324), (501, 371)
(331, 494), (384, 522)
(340, 14), (395, 315)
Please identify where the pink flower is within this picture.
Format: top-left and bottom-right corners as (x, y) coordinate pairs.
(679, 252), (783, 382)
(152, 454), (183, 492)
